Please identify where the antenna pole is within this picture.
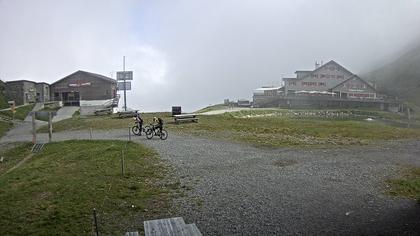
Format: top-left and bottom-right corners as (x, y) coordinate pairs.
(123, 56), (127, 111)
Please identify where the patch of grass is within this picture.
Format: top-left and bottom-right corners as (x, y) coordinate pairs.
(0, 104), (35, 120)
(169, 115), (420, 147)
(388, 167), (420, 200)
(196, 104), (229, 113)
(0, 81), (7, 109)
(0, 142), (32, 175)
(73, 109), (80, 117)
(0, 140), (178, 235)
(0, 121), (13, 138)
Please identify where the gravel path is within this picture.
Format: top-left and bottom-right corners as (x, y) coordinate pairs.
(1, 125), (420, 235)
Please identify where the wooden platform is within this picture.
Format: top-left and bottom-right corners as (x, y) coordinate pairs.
(143, 217), (202, 236)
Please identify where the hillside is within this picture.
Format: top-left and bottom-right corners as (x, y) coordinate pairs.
(365, 43), (420, 109)
(0, 79), (8, 109)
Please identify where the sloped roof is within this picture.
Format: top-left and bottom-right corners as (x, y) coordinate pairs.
(51, 70), (116, 85)
(330, 75), (377, 91)
(5, 79), (37, 84)
(286, 60), (354, 82)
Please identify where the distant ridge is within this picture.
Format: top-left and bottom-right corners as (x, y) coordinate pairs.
(365, 42), (420, 109)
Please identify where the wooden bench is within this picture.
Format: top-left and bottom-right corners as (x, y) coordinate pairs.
(173, 114), (199, 124)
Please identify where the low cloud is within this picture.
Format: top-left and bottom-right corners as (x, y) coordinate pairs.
(1, 0), (420, 112)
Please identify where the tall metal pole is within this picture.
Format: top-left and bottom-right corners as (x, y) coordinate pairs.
(123, 56), (127, 111)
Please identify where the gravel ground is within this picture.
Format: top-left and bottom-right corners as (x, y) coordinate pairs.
(144, 135), (420, 235)
(1, 124), (420, 235)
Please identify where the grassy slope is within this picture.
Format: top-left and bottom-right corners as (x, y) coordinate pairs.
(0, 121), (13, 138)
(0, 142), (32, 175)
(169, 113), (420, 147)
(388, 168), (420, 201)
(39, 109), (420, 147)
(0, 104), (35, 137)
(0, 140), (179, 235)
(365, 43), (420, 108)
(196, 104), (229, 113)
(0, 80), (8, 109)
(0, 103), (35, 120)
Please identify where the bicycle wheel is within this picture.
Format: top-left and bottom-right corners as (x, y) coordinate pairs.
(143, 125), (151, 135)
(160, 129), (168, 140)
(146, 128), (154, 139)
(132, 126), (140, 135)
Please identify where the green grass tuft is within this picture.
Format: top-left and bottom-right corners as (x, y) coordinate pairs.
(388, 167), (420, 200)
(0, 121), (13, 138)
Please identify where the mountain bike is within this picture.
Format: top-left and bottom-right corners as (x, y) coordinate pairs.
(146, 125), (168, 140)
(132, 120), (150, 136)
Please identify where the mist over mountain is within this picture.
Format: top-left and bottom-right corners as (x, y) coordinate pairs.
(365, 41), (420, 108)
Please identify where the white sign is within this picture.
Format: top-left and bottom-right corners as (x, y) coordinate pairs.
(116, 71), (133, 80)
(117, 81), (131, 90)
(68, 82), (91, 87)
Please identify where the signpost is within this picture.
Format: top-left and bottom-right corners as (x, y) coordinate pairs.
(116, 71), (133, 80)
(116, 56), (133, 111)
(117, 81), (131, 91)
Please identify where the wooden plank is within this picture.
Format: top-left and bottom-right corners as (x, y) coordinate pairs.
(144, 217), (186, 236)
(124, 231), (139, 236)
(184, 224), (202, 236)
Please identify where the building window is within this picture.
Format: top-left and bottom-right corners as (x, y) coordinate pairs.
(311, 74), (318, 78)
(289, 81), (296, 86)
(320, 74), (325, 78)
(302, 82), (317, 86)
(318, 82), (326, 86)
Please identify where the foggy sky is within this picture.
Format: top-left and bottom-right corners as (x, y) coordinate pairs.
(1, 0), (420, 112)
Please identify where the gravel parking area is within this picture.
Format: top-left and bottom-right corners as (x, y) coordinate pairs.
(143, 135), (420, 235)
(2, 124), (420, 235)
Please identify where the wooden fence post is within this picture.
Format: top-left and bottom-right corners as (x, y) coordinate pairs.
(32, 112), (36, 144)
(121, 149), (125, 176)
(93, 208), (99, 236)
(48, 112), (52, 142)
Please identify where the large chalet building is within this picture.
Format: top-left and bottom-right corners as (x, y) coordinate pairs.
(253, 60), (398, 110)
(283, 60), (377, 99)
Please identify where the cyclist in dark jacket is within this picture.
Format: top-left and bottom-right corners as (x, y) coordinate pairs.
(135, 111), (144, 135)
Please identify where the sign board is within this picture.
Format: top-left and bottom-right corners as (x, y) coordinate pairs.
(68, 82), (91, 87)
(116, 71), (133, 80)
(117, 81), (131, 90)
